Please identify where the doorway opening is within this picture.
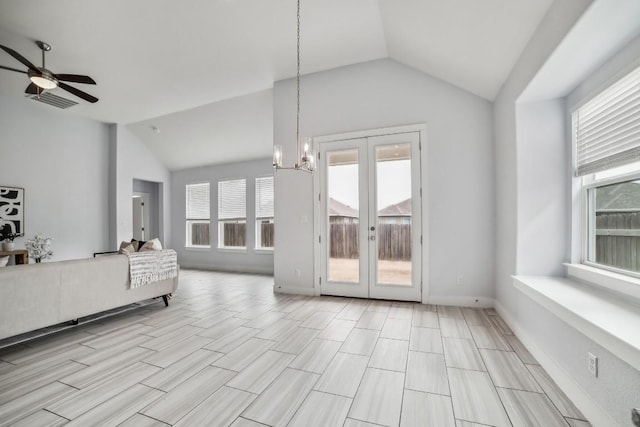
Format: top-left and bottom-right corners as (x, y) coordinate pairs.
(132, 179), (161, 241)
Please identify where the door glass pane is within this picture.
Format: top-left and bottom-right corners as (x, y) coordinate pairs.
(327, 149), (359, 283)
(376, 143), (412, 285)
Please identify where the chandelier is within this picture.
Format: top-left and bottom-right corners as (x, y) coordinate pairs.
(273, 0), (315, 173)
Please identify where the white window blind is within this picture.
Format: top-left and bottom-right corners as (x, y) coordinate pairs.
(574, 65), (640, 176)
(218, 179), (246, 220)
(255, 176), (274, 219)
(186, 183), (210, 219)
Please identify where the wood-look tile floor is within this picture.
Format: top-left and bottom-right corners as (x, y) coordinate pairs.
(0, 270), (592, 427)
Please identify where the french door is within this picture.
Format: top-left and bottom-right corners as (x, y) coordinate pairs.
(318, 132), (422, 301)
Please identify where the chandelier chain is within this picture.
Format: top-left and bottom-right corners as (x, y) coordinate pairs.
(296, 0), (301, 163)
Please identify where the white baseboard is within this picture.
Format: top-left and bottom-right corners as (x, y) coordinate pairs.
(425, 295), (494, 308)
(273, 284), (319, 296)
(179, 263), (273, 275)
(494, 300), (617, 427)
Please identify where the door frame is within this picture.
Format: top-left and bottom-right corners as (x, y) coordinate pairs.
(313, 123), (429, 303)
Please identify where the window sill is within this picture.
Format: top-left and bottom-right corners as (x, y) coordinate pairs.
(254, 248), (274, 254)
(564, 262), (640, 300)
(217, 247), (247, 254)
(184, 246), (211, 251)
(512, 275), (640, 371)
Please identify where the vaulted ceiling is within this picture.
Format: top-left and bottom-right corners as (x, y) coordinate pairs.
(0, 0), (556, 168)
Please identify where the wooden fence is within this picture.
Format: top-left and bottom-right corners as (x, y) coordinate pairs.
(595, 211), (640, 272)
(260, 223), (274, 248)
(192, 221), (410, 256)
(191, 223), (210, 246)
(190, 222), (274, 247)
(330, 223), (411, 261)
(223, 223), (246, 247)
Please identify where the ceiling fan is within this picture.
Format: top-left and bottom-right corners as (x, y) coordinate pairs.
(0, 40), (98, 103)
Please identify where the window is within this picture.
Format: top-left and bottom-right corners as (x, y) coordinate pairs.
(186, 183), (210, 247)
(256, 176), (274, 249)
(574, 64), (640, 276)
(218, 179), (246, 249)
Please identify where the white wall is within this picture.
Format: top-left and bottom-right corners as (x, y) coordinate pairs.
(494, 0), (640, 425)
(494, 0), (591, 306)
(274, 58), (495, 301)
(171, 158), (274, 274)
(110, 125), (171, 249)
(0, 95), (110, 260)
(515, 99), (567, 276)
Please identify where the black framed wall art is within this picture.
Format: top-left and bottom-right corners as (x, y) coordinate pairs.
(0, 186), (24, 235)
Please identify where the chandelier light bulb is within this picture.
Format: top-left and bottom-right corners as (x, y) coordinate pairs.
(273, 145), (283, 168)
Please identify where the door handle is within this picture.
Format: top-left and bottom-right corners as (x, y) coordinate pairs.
(370, 236), (376, 241)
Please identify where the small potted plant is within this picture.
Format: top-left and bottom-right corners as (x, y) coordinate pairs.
(25, 234), (53, 263)
(0, 224), (20, 251)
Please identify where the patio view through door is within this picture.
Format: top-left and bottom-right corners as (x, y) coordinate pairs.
(318, 132), (422, 302)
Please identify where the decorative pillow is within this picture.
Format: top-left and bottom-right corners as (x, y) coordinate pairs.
(0, 256), (8, 267)
(130, 239), (146, 251)
(139, 238), (163, 252)
(118, 241), (136, 255)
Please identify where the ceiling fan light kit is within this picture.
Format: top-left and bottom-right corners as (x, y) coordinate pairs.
(0, 40), (99, 103)
(28, 69), (58, 90)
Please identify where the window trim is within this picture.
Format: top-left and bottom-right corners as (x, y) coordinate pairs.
(217, 218), (247, 250)
(217, 178), (247, 250)
(185, 182), (211, 248)
(217, 246), (248, 254)
(570, 63), (640, 300)
(255, 175), (275, 250)
(186, 219), (211, 249)
(255, 218), (274, 250)
(254, 247), (274, 254)
(580, 168), (640, 279)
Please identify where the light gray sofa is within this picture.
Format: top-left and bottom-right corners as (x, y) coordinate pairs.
(0, 254), (178, 340)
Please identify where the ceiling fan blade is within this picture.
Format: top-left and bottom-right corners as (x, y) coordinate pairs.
(55, 74), (96, 85)
(25, 83), (39, 95)
(58, 82), (98, 103)
(0, 64), (27, 74)
(0, 44), (38, 70)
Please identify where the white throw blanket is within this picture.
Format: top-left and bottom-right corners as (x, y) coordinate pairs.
(127, 249), (178, 288)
